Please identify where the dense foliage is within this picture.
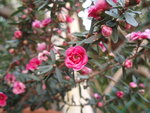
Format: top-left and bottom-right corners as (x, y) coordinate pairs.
(0, 0), (150, 113)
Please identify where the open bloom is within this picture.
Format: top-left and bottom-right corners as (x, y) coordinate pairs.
(0, 92), (8, 107)
(124, 59), (133, 69)
(101, 25), (112, 37)
(32, 20), (42, 28)
(80, 66), (92, 75)
(65, 46), (88, 71)
(116, 91), (124, 98)
(4, 73), (16, 84)
(13, 81), (26, 94)
(26, 57), (42, 71)
(38, 50), (50, 61)
(129, 82), (137, 88)
(37, 42), (47, 51)
(14, 30), (22, 39)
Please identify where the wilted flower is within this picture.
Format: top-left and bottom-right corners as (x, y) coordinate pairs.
(37, 42), (47, 51)
(80, 66), (92, 75)
(38, 50), (50, 61)
(99, 41), (107, 52)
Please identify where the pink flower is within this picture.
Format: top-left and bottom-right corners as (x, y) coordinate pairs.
(80, 66), (92, 75)
(136, 0), (141, 4)
(99, 41), (107, 52)
(5, 73), (16, 84)
(0, 92), (8, 107)
(88, 0), (118, 19)
(38, 50), (50, 61)
(116, 91), (124, 98)
(26, 57), (42, 71)
(124, 59), (133, 69)
(129, 82), (137, 88)
(37, 42), (47, 51)
(126, 32), (148, 41)
(139, 83), (145, 88)
(65, 15), (74, 23)
(32, 20), (42, 28)
(101, 25), (112, 37)
(65, 46), (88, 71)
(142, 29), (150, 39)
(14, 30), (22, 39)
(12, 81), (26, 94)
(97, 102), (103, 107)
(41, 18), (52, 27)
(93, 93), (101, 99)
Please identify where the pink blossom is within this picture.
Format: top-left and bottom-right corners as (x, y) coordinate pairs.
(126, 32), (148, 41)
(65, 15), (74, 23)
(65, 46), (88, 71)
(12, 81), (26, 94)
(129, 82), (137, 88)
(97, 102), (103, 107)
(41, 18), (52, 27)
(142, 29), (150, 39)
(26, 57), (42, 71)
(93, 93), (101, 99)
(124, 59), (133, 69)
(32, 20), (42, 28)
(80, 66), (92, 75)
(116, 91), (124, 98)
(0, 92), (8, 107)
(99, 41), (107, 52)
(139, 83), (145, 88)
(14, 30), (22, 39)
(37, 42), (47, 51)
(101, 25), (112, 37)
(38, 50), (50, 61)
(4, 73), (16, 84)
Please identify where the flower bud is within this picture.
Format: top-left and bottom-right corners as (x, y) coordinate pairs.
(129, 82), (137, 88)
(64, 76), (71, 80)
(93, 93), (101, 100)
(41, 18), (52, 27)
(97, 102), (103, 107)
(32, 20), (42, 28)
(101, 25), (112, 37)
(14, 30), (22, 39)
(124, 59), (133, 69)
(116, 91), (124, 98)
(9, 48), (15, 54)
(139, 83), (145, 88)
(80, 67), (92, 75)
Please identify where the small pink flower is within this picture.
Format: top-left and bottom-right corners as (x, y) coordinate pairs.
(58, 13), (66, 22)
(124, 59), (133, 69)
(5, 73), (16, 84)
(41, 18), (52, 27)
(13, 81), (26, 94)
(0, 92), (8, 107)
(116, 91), (124, 98)
(126, 32), (148, 41)
(97, 102), (103, 107)
(93, 93), (101, 99)
(65, 46), (88, 71)
(37, 42), (47, 51)
(32, 20), (42, 28)
(65, 16), (74, 23)
(80, 67), (92, 75)
(26, 57), (42, 71)
(142, 29), (150, 39)
(129, 82), (137, 88)
(99, 41), (107, 52)
(101, 25), (112, 37)
(38, 50), (50, 61)
(14, 30), (22, 39)
(139, 83), (145, 88)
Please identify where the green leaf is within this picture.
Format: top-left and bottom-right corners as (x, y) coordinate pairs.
(55, 68), (63, 82)
(124, 12), (138, 27)
(106, 0), (117, 7)
(112, 27), (119, 43)
(50, 49), (56, 63)
(105, 9), (119, 18)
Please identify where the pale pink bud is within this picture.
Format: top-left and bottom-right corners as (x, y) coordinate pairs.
(129, 82), (137, 88)
(41, 18), (52, 27)
(14, 30), (22, 39)
(99, 41), (106, 52)
(124, 59), (133, 69)
(64, 76), (71, 80)
(32, 20), (42, 28)
(21, 15), (27, 19)
(37, 42), (47, 51)
(97, 102), (103, 107)
(138, 89), (145, 95)
(139, 83), (145, 88)
(101, 25), (112, 37)
(116, 91), (124, 98)
(65, 15), (74, 23)
(93, 93), (101, 99)
(80, 67), (92, 75)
